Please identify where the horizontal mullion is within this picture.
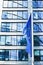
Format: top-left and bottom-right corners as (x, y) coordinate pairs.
(33, 32), (43, 35)
(3, 8), (28, 11)
(0, 46), (26, 49)
(0, 32), (23, 36)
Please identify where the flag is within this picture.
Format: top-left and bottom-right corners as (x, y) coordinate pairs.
(23, 15), (32, 57)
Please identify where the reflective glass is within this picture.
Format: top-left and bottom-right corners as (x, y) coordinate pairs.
(12, 36), (16, 45)
(34, 35), (43, 46)
(23, 11), (28, 19)
(17, 23), (23, 31)
(7, 12), (12, 19)
(9, 50), (17, 60)
(8, 1), (13, 7)
(1, 23), (6, 32)
(33, 23), (43, 32)
(33, 1), (43, 8)
(3, 1), (8, 7)
(18, 11), (22, 19)
(34, 50), (39, 56)
(0, 36), (5, 45)
(13, 1), (17, 7)
(13, 12), (17, 19)
(6, 36), (11, 45)
(23, 1), (27, 7)
(17, 1), (22, 7)
(2, 11), (8, 19)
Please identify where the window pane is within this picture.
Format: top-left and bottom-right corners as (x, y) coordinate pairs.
(3, 1), (8, 7)
(13, 12), (17, 19)
(40, 51), (43, 55)
(6, 36), (11, 45)
(23, 11), (28, 19)
(33, 11), (43, 20)
(18, 50), (28, 61)
(17, 1), (22, 7)
(12, 36), (16, 45)
(34, 35), (43, 46)
(6, 23), (11, 32)
(18, 11), (22, 19)
(33, 1), (43, 8)
(11, 23), (17, 31)
(34, 50), (39, 56)
(33, 12), (38, 19)
(8, 1), (13, 7)
(1, 23), (6, 32)
(0, 36), (5, 45)
(17, 23), (23, 31)
(9, 50), (17, 60)
(13, 1), (17, 7)
(33, 23), (43, 32)
(2, 11), (8, 19)
(23, 1), (27, 7)
(16, 36), (22, 45)
(41, 57), (43, 61)
(7, 12), (12, 19)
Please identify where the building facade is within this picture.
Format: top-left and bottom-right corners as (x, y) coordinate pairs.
(33, 0), (43, 65)
(0, 0), (32, 65)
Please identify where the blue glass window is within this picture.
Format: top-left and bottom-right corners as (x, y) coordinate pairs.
(6, 36), (11, 45)
(33, 1), (43, 8)
(13, 1), (17, 7)
(23, 11), (28, 19)
(23, 1), (28, 8)
(33, 23), (42, 32)
(17, 1), (22, 7)
(12, 36), (16, 45)
(17, 23), (23, 31)
(0, 36), (5, 45)
(13, 12), (17, 19)
(8, 1), (13, 7)
(18, 11), (22, 19)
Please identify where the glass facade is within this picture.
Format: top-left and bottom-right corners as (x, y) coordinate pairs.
(34, 49), (43, 61)
(2, 10), (28, 20)
(32, 1), (43, 8)
(1, 22), (26, 32)
(3, 0), (28, 8)
(0, 0), (29, 63)
(34, 35), (43, 46)
(33, 22), (43, 32)
(0, 49), (28, 61)
(33, 11), (43, 20)
(0, 35), (27, 46)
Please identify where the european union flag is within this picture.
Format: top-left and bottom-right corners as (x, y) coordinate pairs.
(23, 15), (32, 57)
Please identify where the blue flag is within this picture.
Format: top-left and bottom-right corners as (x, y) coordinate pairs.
(23, 15), (32, 57)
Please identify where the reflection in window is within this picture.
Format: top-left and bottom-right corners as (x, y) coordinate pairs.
(33, 11), (43, 20)
(2, 11), (8, 19)
(34, 50), (39, 56)
(33, 23), (43, 32)
(9, 50), (17, 60)
(3, 0), (28, 8)
(11, 23), (17, 32)
(34, 35), (43, 46)
(0, 36), (5, 45)
(0, 49), (28, 61)
(17, 23), (23, 31)
(12, 36), (16, 45)
(2, 11), (28, 20)
(34, 50), (40, 61)
(6, 36), (11, 45)
(0, 35), (27, 46)
(8, 1), (13, 7)
(1, 22), (26, 32)
(33, 1), (43, 8)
